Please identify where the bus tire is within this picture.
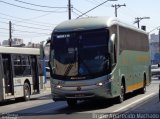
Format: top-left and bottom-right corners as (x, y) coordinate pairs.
(117, 82), (125, 103)
(67, 99), (77, 108)
(139, 78), (146, 94)
(23, 83), (30, 101)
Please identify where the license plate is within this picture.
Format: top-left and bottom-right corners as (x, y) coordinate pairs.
(75, 94), (84, 97)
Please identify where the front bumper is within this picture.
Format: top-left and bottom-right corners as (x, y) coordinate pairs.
(51, 83), (112, 101)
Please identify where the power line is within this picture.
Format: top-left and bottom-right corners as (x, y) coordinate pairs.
(0, 12), (57, 25)
(13, 24), (52, 31)
(73, 7), (89, 17)
(77, 0), (117, 19)
(86, 0), (110, 7)
(0, 27), (50, 35)
(0, 16), (54, 28)
(14, 13), (53, 24)
(0, 27), (8, 30)
(85, 0), (98, 5)
(10, 31), (50, 37)
(0, 34), (8, 37)
(13, 29), (50, 35)
(0, 31), (9, 34)
(13, 34), (49, 38)
(72, 11), (80, 16)
(13, 0), (67, 9)
(149, 26), (160, 33)
(0, 28), (50, 35)
(0, 0), (67, 13)
(13, 33), (49, 37)
(0, 21), (8, 24)
(15, 21), (55, 29)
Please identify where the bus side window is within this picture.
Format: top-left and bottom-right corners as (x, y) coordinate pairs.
(13, 55), (22, 77)
(21, 55), (31, 76)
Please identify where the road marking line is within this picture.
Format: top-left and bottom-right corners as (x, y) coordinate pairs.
(113, 92), (156, 113)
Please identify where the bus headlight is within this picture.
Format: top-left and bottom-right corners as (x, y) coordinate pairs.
(55, 85), (62, 88)
(52, 84), (62, 89)
(96, 78), (112, 86)
(97, 82), (103, 86)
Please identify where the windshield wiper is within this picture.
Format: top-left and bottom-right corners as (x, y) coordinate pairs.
(64, 50), (77, 76)
(63, 63), (74, 76)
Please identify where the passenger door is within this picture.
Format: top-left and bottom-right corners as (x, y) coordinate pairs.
(2, 54), (14, 95)
(31, 56), (39, 93)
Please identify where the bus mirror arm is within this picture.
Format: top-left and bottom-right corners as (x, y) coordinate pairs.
(48, 61), (54, 75)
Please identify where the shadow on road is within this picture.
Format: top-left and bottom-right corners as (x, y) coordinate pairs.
(8, 91), (143, 117)
(0, 94), (52, 106)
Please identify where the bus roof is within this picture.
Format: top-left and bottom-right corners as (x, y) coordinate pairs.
(53, 16), (147, 34)
(0, 46), (40, 55)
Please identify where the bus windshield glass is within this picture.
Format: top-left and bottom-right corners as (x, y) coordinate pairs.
(51, 29), (110, 78)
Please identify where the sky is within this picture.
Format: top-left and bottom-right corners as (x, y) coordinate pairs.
(0, 0), (159, 44)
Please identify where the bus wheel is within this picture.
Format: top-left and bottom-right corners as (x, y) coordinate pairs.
(117, 83), (125, 103)
(67, 99), (77, 108)
(23, 83), (30, 101)
(139, 80), (146, 94)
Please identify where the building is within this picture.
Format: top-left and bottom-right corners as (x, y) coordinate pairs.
(12, 38), (23, 45)
(2, 40), (9, 46)
(2, 38), (24, 46)
(150, 33), (160, 64)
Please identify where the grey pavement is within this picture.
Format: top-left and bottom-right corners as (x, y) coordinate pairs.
(126, 78), (160, 114)
(43, 78), (51, 91)
(132, 94), (160, 113)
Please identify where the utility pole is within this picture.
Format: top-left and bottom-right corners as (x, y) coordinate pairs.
(134, 17), (150, 28)
(68, 0), (71, 20)
(9, 21), (12, 46)
(77, 0), (117, 19)
(112, 4), (126, 17)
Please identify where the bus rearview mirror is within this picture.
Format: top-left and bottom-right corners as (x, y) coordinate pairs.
(109, 34), (115, 53)
(48, 61), (54, 75)
(110, 34), (115, 42)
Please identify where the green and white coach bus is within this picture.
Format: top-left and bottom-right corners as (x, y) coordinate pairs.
(48, 17), (151, 107)
(0, 46), (45, 102)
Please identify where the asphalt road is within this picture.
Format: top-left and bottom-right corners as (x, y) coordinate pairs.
(0, 79), (160, 119)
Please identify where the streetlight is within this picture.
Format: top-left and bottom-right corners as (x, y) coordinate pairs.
(77, 0), (118, 19)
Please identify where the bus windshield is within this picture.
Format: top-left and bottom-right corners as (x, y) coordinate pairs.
(51, 29), (110, 78)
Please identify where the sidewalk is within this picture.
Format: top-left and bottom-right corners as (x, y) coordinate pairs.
(44, 78), (51, 91)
